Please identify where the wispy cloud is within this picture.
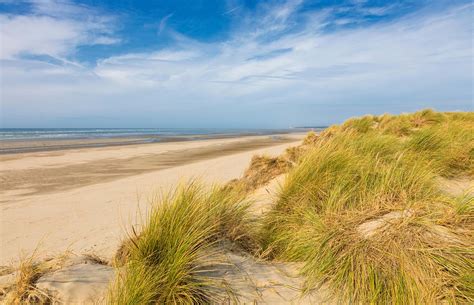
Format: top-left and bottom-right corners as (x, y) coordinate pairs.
(158, 13), (173, 35)
(92, 2), (472, 90)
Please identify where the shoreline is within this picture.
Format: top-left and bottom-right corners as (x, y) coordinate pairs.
(0, 133), (306, 264)
(1, 133), (304, 198)
(0, 129), (312, 154)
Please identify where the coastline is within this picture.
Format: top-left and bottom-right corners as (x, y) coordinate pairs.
(0, 129), (311, 154)
(0, 133), (306, 265)
(1, 111), (472, 304)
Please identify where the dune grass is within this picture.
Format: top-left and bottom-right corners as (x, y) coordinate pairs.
(108, 182), (254, 304)
(2, 251), (72, 304)
(336, 109), (474, 177)
(261, 110), (474, 304)
(5, 255), (52, 304)
(225, 154), (291, 194)
(108, 109), (473, 304)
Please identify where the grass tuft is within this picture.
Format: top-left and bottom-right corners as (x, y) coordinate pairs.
(108, 181), (254, 304)
(225, 154), (290, 194)
(2, 251), (70, 304)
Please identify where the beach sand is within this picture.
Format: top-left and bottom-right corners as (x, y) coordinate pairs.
(0, 134), (305, 265)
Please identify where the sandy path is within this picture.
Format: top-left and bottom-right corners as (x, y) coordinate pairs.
(0, 135), (304, 265)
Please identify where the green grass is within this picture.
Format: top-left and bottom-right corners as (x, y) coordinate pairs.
(325, 109), (474, 177)
(260, 110), (474, 304)
(108, 182), (253, 304)
(405, 122), (474, 177)
(108, 109), (473, 304)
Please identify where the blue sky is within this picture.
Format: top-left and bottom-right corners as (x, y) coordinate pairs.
(0, 0), (472, 128)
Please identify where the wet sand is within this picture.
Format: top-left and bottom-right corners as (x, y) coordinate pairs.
(0, 131), (303, 154)
(0, 135), (298, 199)
(0, 137), (149, 154)
(0, 133), (305, 265)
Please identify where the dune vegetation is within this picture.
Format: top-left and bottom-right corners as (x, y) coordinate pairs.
(108, 183), (254, 304)
(261, 109), (474, 304)
(109, 110), (473, 304)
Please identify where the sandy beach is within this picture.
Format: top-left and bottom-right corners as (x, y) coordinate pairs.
(0, 133), (305, 265)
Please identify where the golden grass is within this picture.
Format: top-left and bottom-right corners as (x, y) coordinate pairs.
(260, 110), (474, 304)
(224, 137), (316, 195)
(1, 251), (72, 304)
(10, 258), (51, 304)
(225, 154), (290, 194)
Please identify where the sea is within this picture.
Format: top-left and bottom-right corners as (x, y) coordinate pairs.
(0, 127), (327, 154)
(0, 128), (317, 142)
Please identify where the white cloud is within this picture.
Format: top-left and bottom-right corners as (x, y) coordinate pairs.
(0, 0), (118, 60)
(1, 15), (78, 59)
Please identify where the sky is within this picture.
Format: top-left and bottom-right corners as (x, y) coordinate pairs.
(0, 0), (472, 128)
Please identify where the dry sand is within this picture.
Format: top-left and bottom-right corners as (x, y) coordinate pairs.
(0, 134), (305, 265)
